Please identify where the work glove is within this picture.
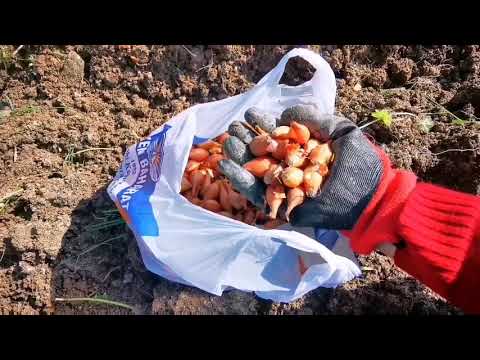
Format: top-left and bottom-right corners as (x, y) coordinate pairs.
(278, 105), (383, 229)
(219, 104), (417, 253)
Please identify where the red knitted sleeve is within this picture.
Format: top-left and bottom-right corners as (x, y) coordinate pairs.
(343, 148), (480, 314)
(394, 184), (480, 314)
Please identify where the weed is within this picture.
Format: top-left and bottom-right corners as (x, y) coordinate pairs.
(359, 109), (393, 130)
(0, 46), (13, 70)
(371, 110), (393, 127)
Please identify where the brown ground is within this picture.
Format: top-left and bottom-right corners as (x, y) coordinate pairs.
(1, 45), (479, 315)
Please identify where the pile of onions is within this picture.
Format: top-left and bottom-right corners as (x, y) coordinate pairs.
(241, 121), (334, 221)
(180, 133), (279, 228)
(181, 117), (334, 229)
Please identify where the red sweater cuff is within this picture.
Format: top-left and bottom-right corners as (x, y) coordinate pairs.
(342, 147), (417, 254)
(394, 183), (480, 313)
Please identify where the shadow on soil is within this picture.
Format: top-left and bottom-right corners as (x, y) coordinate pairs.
(50, 186), (461, 315)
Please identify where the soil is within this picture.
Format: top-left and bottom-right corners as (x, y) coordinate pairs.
(1, 45), (479, 315)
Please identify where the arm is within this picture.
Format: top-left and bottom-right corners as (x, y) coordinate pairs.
(221, 105), (480, 313)
(343, 148), (480, 314)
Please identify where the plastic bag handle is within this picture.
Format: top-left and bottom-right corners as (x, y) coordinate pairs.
(255, 48), (332, 88)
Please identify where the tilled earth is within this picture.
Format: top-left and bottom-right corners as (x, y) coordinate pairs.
(1, 45), (479, 315)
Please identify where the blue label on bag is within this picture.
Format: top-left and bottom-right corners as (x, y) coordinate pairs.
(314, 228), (339, 250)
(193, 135), (209, 145)
(117, 124), (171, 237)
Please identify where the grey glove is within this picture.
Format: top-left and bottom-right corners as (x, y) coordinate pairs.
(281, 105), (383, 229)
(219, 104), (384, 230)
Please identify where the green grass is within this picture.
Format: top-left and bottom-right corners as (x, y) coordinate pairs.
(86, 208), (125, 233)
(74, 208), (128, 269)
(0, 190), (23, 215)
(84, 207), (126, 236)
(451, 118), (466, 126)
(11, 105), (39, 117)
(427, 97), (469, 126)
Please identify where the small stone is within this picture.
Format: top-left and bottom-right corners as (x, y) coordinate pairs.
(117, 113), (135, 129)
(17, 261), (35, 275)
(144, 72), (153, 81)
(21, 252), (36, 262)
(0, 101), (12, 119)
(353, 83), (362, 91)
(112, 279), (122, 288)
(62, 51), (85, 81)
(31, 226), (39, 236)
(336, 79), (345, 89)
(11, 223), (34, 253)
(24, 87), (37, 98)
(123, 272), (134, 284)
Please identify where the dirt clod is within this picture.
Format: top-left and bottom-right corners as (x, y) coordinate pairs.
(364, 68), (388, 88)
(388, 57), (415, 85)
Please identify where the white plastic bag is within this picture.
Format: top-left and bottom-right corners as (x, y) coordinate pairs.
(107, 48), (361, 303)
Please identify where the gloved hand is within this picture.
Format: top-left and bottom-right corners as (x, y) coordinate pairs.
(278, 105), (383, 230)
(219, 104), (417, 253)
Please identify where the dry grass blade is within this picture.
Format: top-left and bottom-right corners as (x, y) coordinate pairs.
(392, 112), (417, 117)
(196, 56), (214, 73)
(433, 147), (480, 156)
(5, 95), (14, 110)
(0, 189), (24, 214)
(102, 266), (121, 282)
(86, 218), (124, 231)
(73, 234), (127, 272)
(241, 121), (262, 136)
(361, 266), (375, 272)
(64, 147), (116, 164)
(76, 234), (126, 259)
(0, 189), (23, 203)
(12, 45), (24, 57)
(0, 247), (5, 264)
(426, 97), (468, 124)
(181, 45), (197, 58)
(55, 297), (134, 311)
